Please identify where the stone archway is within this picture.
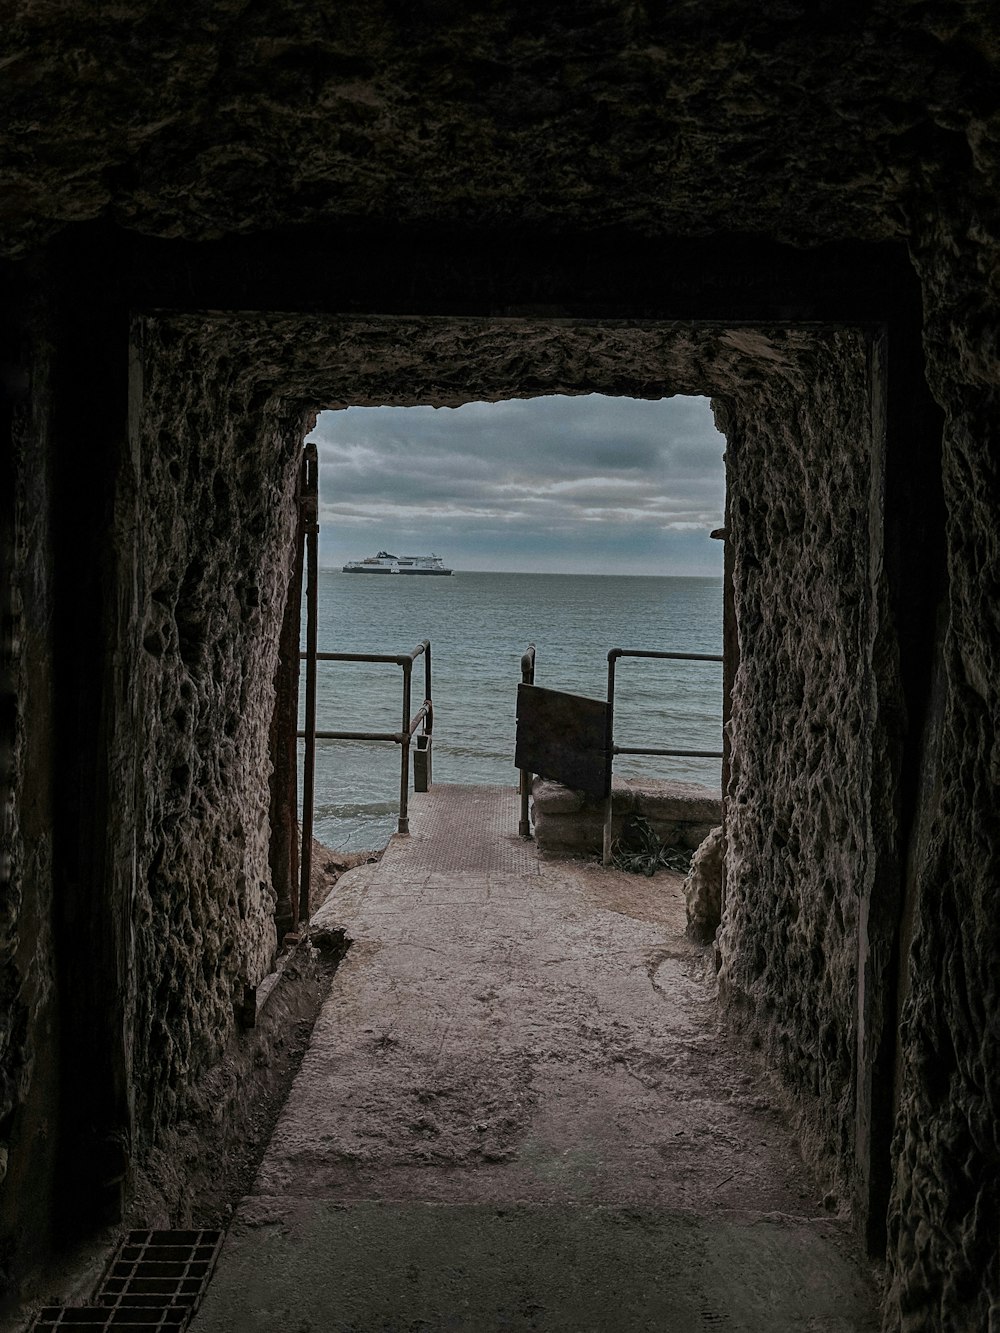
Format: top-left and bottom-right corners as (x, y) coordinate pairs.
(128, 309), (902, 1246)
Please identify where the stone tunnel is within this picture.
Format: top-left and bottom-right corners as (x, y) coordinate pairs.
(1, 3), (998, 1328)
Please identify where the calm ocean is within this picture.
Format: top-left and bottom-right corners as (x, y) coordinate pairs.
(299, 570), (724, 851)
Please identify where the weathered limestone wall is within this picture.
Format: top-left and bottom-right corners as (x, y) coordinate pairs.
(0, 308), (308, 1293)
(882, 229), (1000, 1328)
(0, 332), (60, 1294)
(129, 317), (304, 1140)
(718, 331), (881, 1196)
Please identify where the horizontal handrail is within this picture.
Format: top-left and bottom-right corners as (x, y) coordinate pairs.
(614, 746), (724, 758)
(608, 647), (724, 663)
(299, 700), (432, 745)
(301, 639), (429, 666)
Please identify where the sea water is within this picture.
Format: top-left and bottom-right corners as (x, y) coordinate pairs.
(299, 570), (723, 851)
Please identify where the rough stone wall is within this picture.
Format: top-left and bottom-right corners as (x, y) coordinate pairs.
(882, 231), (1000, 1328)
(1, 4), (1000, 1323)
(130, 317), (304, 1141)
(0, 333), (60, 1293)
(718, 331), (879, 1195)
(684, 825), (724, 946)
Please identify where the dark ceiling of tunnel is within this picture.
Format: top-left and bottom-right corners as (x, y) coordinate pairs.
(2, 1), (998, 258)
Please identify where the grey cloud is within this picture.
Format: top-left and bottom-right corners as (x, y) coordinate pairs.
(309, 394), (726, 575)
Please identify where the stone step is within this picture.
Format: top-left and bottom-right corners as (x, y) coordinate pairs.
(531, 776), (721, 858)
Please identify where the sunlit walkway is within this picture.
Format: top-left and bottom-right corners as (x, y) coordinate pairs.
(191, 785), (878, 1331)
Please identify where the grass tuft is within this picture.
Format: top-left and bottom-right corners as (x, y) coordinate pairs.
(611, 814), (692, 876)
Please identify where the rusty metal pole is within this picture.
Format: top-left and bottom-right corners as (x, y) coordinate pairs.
(419, 639), (433, 790)
(423, 638), (432, 721)
(270, 489), (304, 942)
(712, 516), (734, 934)
(398, 657), (412, 835)
(602, 650), (619, 865)
(298, 442), (319, 924)
(518, 644), (536, 837)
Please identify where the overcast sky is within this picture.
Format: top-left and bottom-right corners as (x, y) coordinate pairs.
(307, 394), (726, 576)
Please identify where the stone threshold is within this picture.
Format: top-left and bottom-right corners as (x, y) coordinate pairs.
(530, 775), (721, 859)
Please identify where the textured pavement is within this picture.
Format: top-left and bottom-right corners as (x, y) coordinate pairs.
(191, 785), (878, 1332)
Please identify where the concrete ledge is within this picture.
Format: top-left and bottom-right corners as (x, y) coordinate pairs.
(532, 776), (722, 859)
(530, 779), (587, 815)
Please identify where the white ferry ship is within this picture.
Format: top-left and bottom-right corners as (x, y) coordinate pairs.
(342, 550), (453, 575)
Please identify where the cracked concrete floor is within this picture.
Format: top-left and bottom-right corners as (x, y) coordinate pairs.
(191, 785), (879, 1331)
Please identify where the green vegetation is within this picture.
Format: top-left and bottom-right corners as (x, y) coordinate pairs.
(610, 814), (692, 876)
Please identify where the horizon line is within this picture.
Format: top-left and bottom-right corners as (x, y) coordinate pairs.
(317, 565), (722, 578)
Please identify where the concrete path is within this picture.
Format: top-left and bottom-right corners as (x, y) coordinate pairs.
(191, 785), (879, 1332)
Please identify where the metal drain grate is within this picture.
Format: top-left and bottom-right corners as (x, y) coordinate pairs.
(31, 1230), (223, 1333)
(99, 1230), (222, 1311)
(31, 1309), (188, 1330)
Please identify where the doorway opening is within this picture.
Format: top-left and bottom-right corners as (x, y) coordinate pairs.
(123, 309), (903, 1281)
(296, 392), (728, 858)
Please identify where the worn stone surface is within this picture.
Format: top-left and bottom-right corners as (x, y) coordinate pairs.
(532, 776), (720, 822)
(531, 808), (619, 859)
(139, 315), (861, 414)
(529, 779), (584, 816)
(188, 785), (878, 1332)
(125, 938), (343, 1236)
(192, 1202), (878, 1333)
(629, 779), (721, 826)
(685, 826), (724, 946)
(237, 786), (825, 1214)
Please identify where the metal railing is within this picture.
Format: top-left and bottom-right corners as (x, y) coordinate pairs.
(297, 640), (432, 916)
(602, 647), (724, 864)
(518, 644), (536, 837)
(297, 441), (320, 926)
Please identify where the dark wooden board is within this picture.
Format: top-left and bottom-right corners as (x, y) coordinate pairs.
(514, 683), (610, 799)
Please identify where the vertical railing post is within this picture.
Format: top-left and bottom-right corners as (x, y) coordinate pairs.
(417, 638), (433, 791)
(398, 657), (412, 835)
(298, 441), (319, 924)
(424, 638), (432, 721)
(519, 644), (535, 837)
(602, 650), (619, 865)
(271, 462), (305, 941)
